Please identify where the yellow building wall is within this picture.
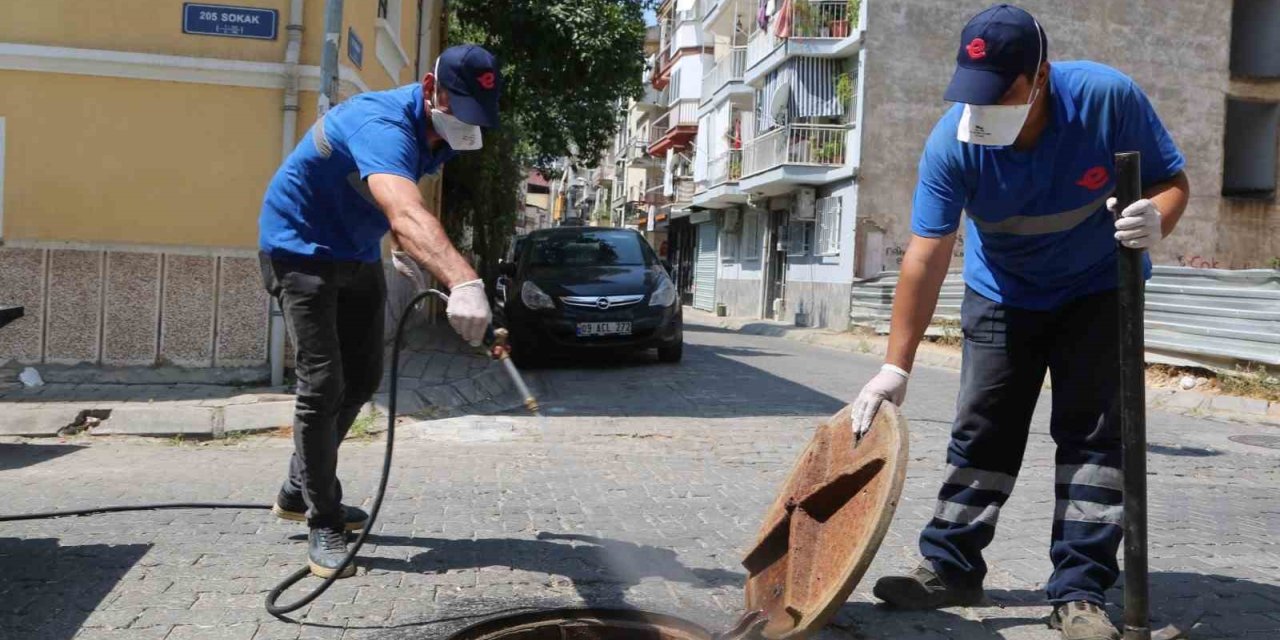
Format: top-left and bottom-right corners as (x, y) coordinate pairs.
(0, 70), (281, 247)
(2, 0), (291, 63)
(0, 0), (418, 86)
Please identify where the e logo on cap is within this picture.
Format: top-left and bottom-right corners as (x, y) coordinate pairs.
(966, 38), (988, 60)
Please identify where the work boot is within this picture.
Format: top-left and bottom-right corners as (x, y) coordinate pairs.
(872, 563), (985, 609)
(1048, 601), (1120, 640)
(272, 492), (369, 531)
(308, 525), (356, 579)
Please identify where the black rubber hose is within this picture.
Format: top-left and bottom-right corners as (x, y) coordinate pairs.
(0, 290), (435, 620)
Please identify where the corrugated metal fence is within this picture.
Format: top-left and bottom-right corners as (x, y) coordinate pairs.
(850, 267), (1280, 370)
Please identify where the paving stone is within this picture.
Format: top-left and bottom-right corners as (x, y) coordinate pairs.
(91, 405), (217, 436)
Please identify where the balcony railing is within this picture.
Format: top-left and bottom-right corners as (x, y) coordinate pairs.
(791, 1), (853, 39)
(742, 124), (847, 176)
(649, 100), (701, 147)
(701, 47), (748, 103)
(746, 28), (783, 70)
(746, 1), (856, 69)
(706, 149), (744, 187)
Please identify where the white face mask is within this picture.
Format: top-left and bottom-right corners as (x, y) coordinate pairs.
(430, 62), (483, 151)
(956, 22), (1044, 147)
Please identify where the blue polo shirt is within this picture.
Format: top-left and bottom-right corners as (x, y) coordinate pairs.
(259, 84), (456, 263)
(912, 61), (1185, 310)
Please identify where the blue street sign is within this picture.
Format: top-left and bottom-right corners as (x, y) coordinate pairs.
(183, 3), (278, 40)
(347, 27), (364, 69)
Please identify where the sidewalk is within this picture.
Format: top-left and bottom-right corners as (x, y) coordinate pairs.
(687, 309), (1280, 426)
(0, 323), (524, 438)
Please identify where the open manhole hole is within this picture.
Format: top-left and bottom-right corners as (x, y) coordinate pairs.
(448, 608), (717, 640)
(1228, 434), (1280, 450)
(450, 405), (911, 640)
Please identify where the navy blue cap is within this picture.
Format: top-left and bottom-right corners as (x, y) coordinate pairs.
(943, 4), (1046, 105)
(436, 44), (502, 128)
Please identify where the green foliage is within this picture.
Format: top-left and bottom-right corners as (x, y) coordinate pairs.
(442, 0), (652, 275)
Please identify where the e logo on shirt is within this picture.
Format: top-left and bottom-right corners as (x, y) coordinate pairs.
(1076, 166), (1109, 191)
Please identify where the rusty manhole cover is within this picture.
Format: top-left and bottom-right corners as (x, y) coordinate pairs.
(1228, 435), (1280, 450)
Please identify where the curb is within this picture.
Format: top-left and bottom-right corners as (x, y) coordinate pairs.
(692, 311), (1280, 426)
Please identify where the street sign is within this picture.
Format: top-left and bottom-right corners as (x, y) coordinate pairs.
(182, 3), (278, 40)
(347, 27), (363, 68)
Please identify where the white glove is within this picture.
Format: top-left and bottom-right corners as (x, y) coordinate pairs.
(392, 250), (429, 293)
(446, 279), (491, 346)
(851, 364), (909, 439)
(1109, 198), (1163, 250)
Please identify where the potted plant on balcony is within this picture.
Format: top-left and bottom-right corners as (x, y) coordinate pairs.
(829, 1), (851, 38)
(835, 71), (855, 121)
(728, 154), (743, 179)
(793, 0), (815, 37)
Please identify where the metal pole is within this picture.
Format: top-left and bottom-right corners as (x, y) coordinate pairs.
(1113, 151), (1150, 640)
(318, 0), (345, 114)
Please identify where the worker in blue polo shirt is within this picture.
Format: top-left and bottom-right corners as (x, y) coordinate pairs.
(851, 5), (1189, 639)
(258, 44), (501, 579)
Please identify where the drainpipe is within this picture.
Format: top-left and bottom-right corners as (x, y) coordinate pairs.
(318, 0), (345, 114)
(270, 0), (305, 388)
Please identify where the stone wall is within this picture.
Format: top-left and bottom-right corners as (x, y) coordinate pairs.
(0, 246), (269, 368)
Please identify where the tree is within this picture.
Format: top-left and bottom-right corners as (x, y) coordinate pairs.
(442, 0), (652, 277)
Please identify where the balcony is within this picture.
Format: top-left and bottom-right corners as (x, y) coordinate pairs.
(693, 149), (748, 209)
(739, 123), (856, 195)
(637, 85), (669, 111)
(647, 100), (700, 156)
(700, 47), (750, 110)
(744, 1), (863, 86)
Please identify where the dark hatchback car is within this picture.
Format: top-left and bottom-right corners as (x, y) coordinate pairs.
(495, 227), (683, 365)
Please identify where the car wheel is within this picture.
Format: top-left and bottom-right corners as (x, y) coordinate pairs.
(657, 340), (683, 363)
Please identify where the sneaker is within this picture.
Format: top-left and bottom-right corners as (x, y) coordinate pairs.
(1048, 601), (1120, 640)
(872, 563), (985, 609)
(308, 525), (356, 579)
(273, 492), (369, 531)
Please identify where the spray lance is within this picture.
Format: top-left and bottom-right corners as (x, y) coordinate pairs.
(419, 288), (541, 416)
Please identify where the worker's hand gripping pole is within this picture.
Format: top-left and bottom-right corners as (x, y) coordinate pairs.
(1114, 152), (1150, 640)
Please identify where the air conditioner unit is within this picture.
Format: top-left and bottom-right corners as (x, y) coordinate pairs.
(792, 188), (817, 220)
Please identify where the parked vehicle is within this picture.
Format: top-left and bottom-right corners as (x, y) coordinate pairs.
(494, 227), (683, 365)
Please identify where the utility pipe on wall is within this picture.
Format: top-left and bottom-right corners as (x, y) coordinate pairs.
(270, 0), (305, 387)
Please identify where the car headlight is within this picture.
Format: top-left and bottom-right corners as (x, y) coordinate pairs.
(649, 275), (677, 307)
(521, 281), (556, 310)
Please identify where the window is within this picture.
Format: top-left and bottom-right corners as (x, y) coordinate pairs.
(1231, 0), (1280, 78)
(526, 230), (654, 268)
(1223, 99), (1279, 200)
(815, 196), (842, 256)
(741, 211), (761, 260)
(785, 220), (813, 257)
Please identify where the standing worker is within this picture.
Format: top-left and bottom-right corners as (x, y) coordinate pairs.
(851, 5), (1189, 640)
(258, 45), (502, 579)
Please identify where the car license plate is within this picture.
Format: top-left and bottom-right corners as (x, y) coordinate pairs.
(576, 322), (632, 337)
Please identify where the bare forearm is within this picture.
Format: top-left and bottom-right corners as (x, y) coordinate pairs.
(390, 206), (478, 289)
(1147, 170), (1190, 237)
(885, 234), (956, 372)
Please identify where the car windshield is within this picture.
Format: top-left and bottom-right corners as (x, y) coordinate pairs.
(525, 230), (652, 268)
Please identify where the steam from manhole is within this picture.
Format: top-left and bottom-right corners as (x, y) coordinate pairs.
(1227, 435), (1280, 450)
(447, 608), (714, 640)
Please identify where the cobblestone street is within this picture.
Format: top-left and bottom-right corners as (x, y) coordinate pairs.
(3, 318), (1278, 640)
